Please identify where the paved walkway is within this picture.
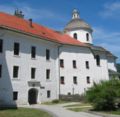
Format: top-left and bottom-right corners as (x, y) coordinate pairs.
(20, 103), (102, 117)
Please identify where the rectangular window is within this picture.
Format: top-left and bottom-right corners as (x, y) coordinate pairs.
(60, 76), (65, 84)
(0, 65), (2, 78)
(14, 42), (20, 55)
(0, 39), (3, 53)
(47, 90), (51, 98)
(60, 59), (64, 68)
(87, 76), (90, 84)
(86, 61), (89, 69)
(46, 69), (50, 79)
(31, 46), (36, 58)
(13, 91), (18, 100)
(73, 60), (77, 68)
(46, 49), (50, 60)
(73, 76), (77, 84)
(13, 66), (19, 78)
(31, 68), (36, 79)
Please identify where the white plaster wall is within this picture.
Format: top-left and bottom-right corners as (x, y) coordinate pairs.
(0, 29), (59, 106)
(59, 46), (109, 95)
(107, 57), (116, 71)
(66, 29), (93, 44)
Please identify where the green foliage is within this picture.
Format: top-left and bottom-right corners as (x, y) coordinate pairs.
(52, 99), (59, 103)
(85, 79), (120, 111)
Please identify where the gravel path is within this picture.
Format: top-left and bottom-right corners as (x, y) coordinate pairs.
(20, 103), (120, 117)
(21, 103), (102, 117)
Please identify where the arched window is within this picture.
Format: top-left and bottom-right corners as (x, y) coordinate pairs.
(73, 33), (77, 39)
(96, 55), (100, 66)
(86, 33), (89, 41)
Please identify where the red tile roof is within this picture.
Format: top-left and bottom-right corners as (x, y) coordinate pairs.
(0, 12), (86, 47)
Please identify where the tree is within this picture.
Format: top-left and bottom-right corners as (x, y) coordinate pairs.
(85, 79), (120, 111)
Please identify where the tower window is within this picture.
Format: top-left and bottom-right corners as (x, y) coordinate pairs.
(86, 33), (89, 41)
(73, 33), (77, 39)
(95, 55), (100, 66)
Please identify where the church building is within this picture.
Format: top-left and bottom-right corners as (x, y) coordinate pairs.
(0, 9), (117, 106)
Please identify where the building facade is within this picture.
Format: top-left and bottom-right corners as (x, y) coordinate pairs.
(0, 9), (117, 106)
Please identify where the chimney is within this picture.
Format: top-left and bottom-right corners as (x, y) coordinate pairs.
(14, 9), (24, 18)
(29, 18), (33, 27)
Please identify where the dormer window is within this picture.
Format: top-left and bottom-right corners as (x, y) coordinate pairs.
(73, 33), (77, 39)
(86, 33), (89, 41)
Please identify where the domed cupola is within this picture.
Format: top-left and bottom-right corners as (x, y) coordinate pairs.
(64, 9), (93, 44)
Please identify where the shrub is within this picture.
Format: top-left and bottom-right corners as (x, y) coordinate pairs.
(52, 99), (59, 104)
(85, 79), (120, 111)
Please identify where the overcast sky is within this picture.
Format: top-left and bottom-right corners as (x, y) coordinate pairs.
(0, 0), (120, 62)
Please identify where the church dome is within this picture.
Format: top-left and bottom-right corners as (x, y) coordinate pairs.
(64, 9), (93, 32)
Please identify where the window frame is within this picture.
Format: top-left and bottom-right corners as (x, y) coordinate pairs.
(73, 60), (77, 68)
(0, 64), (2, 78)
(0, 39), (3, 53)
(14, 42), (20, 56)
(86, 61), (89, 69)
(73, 76), (77, 84)
(46, 49), (50, 60)
(31, 67), (36, 79)
(47, 90), (51, 98)
(31, 46), (36, 59)
(13, 91), (18, 101)
(87, 76), (90, 84)
(46, 69), (50, 80)
(60, 76), (65, 84)
(60, 59), (64, 68)
(96, 55), (100, 66)
(13, 66), (19, 78)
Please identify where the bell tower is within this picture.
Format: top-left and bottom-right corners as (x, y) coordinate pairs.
(64, 9), (93, 44)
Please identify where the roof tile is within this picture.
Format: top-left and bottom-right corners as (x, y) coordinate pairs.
(0, 12), (86, 47)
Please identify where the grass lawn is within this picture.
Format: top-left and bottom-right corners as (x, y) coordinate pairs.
(0, 108), (53, 117)
(64, 103), (92, 107)
(68, 107), (92, 112)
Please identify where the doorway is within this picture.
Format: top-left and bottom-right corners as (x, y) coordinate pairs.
(28, 88), (38, 104)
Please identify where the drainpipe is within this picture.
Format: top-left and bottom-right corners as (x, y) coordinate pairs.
(57, 45), (63, 99)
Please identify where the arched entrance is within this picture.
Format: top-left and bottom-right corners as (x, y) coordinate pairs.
(28, 88), (38, 104)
